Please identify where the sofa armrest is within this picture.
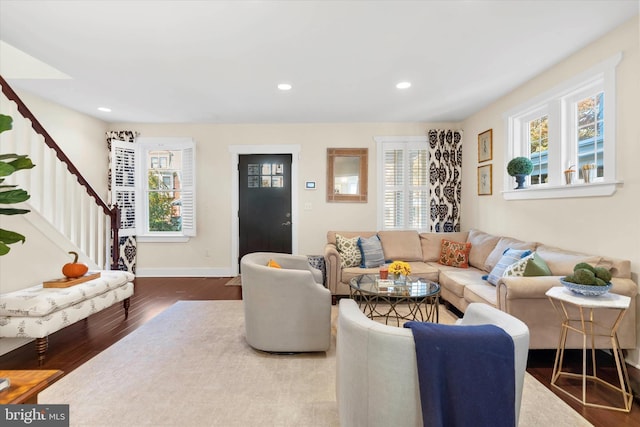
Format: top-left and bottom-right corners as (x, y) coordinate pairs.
(497, 276), (639, 309)
(324, 243), (342, 294)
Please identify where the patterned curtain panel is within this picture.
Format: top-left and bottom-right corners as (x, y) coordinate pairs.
(427, 129), (463, 232)
(106, 130), (139, 273)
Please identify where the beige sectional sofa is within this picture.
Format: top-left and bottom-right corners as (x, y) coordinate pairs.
(324, 229), (638, 349)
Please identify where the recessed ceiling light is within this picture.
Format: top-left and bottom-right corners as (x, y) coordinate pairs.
(396, 81), (411, 89)
(97, 107), (112, 112)
(277, 83), (292, 91)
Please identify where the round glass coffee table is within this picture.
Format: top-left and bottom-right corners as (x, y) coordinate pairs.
(349, 274), (440, 326)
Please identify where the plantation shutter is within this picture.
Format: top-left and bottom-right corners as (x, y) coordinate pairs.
(180, 142), (196, 236)
(407, 148), (428, 229)
(110, 139), (137, 237)
(383, 148), (404, 228)
(380, 140), (429, 230)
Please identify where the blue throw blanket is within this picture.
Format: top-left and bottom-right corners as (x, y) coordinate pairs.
(404, 321), (515, 427)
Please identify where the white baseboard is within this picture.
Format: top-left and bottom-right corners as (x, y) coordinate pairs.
(134, 267), (234, 277)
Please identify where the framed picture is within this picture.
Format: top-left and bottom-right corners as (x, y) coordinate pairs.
(478, 164), (492, 195)
(478, 129), (493, 163)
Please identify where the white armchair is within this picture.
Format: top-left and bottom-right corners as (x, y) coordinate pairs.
(336, 299), (530, 427)
(241, 252), (331, 352)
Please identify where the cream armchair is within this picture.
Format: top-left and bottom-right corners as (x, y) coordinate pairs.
(241, 252), (331, 352)
(336, 299), (530, 427)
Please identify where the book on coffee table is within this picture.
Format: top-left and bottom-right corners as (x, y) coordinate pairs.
(0, 377), (10, 392)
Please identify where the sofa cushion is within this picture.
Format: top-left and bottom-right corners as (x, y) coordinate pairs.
(464, 284), (498, 307)
(466, 229), (500, 271)
(358, 235), (385, 268)
(438, 266), (487, 299)
(336, 234), (362, 268)
(503, 253), (535, 277)
(535, 245), (602, 276)
(378, 230), (423, 262)
(484, 237), (537, 272)
(438, 239), (472, 268)
(420, 232), (469, 262)
(524, 252), (552, 276)
(485, 248), (532, 285)
(0, 271), (134, 317)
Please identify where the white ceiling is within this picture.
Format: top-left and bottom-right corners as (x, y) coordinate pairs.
(0, 1), (637, 124)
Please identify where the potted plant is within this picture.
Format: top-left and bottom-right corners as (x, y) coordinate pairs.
(0, 114), (35, 255)
(563, 165), (575, 184)
(507, 157), (533, 189)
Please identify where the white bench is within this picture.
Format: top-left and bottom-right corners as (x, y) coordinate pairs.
(0, 270), (134, 364)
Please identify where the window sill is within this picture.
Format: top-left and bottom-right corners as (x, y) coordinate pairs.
(136, 235), (191, 243)
(502, 180), (622, 200)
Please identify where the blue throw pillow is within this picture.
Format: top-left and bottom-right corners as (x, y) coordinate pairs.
(358, 235), (385, 268)
(485, 248), (532, 286)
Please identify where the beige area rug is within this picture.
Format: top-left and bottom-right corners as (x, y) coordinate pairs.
(225, 275), (242, 286)
(39, 300), (592, 427)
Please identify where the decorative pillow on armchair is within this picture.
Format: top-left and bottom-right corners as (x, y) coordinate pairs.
(358, 235), (385, 268)
(438, 239), (472, 268)
(267, 259), (282, 268)
(336, 234), (362, 268)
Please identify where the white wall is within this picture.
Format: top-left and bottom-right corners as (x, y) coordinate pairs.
(111, 122), (455, 276)
(0, 91), (109, 290)
(461, 16), (640, 365)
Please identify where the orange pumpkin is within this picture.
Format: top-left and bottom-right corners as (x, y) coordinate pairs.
(62, 251), (89, 278)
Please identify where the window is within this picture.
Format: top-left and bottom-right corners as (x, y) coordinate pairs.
(504, 53), (621, 200)
(375, 137), (428, 230)
(111, 137), (196, 241)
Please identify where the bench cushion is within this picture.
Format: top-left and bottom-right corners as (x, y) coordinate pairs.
(0, 271), (134, 317)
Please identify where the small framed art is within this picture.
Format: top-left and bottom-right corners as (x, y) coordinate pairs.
(478, 164), (492, 195)
(478, 129), (493, 163)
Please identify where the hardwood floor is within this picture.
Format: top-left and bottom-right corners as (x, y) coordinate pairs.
(0, 277), (637, 426)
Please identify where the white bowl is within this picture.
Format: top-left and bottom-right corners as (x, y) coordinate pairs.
(560, 278), (612, 296)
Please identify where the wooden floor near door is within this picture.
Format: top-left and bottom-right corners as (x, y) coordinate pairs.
(0, 277), (637, 426)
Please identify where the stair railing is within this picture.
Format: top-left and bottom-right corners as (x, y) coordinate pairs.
(0, 75), (119, 270)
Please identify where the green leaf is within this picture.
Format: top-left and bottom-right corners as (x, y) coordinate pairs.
(0, 228), (26, 245)
(9, 157), (35, 171)
(0, 161), (15, 177)
(0, 189), (30, 204)
(0, 154), (25, 161)
(0, 114), (12, 134)
(0, 184), (18, 189)
(0, 208), (30, 215)
(0, 242), (9, 256)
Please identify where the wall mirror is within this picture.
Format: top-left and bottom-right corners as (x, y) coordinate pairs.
(326, 148), (368, 202)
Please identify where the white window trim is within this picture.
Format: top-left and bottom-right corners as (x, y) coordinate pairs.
(374, 135), (428, 231)
(136, 137), (196, 243)
(503, 52), (623, 200)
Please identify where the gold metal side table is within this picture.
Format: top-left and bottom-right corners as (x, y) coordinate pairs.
(546, 286), (633, 412)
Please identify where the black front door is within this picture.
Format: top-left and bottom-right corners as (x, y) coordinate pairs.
(238, 154), (292, 264)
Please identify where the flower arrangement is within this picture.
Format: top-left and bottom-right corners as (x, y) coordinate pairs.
(388, 261), (411, 276)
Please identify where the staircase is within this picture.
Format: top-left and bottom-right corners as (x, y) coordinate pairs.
(0, 75), (119, 270)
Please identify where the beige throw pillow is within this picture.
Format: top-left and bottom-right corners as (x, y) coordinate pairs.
(466, 229), (501, 271)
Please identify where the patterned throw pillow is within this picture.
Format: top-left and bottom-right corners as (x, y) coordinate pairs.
(438, 239), (472, 268)
(502, 253), (535, 277)
(336, 234), (362, 268)
(358, 235), (385, 268)
(485, 248), (532, 285)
